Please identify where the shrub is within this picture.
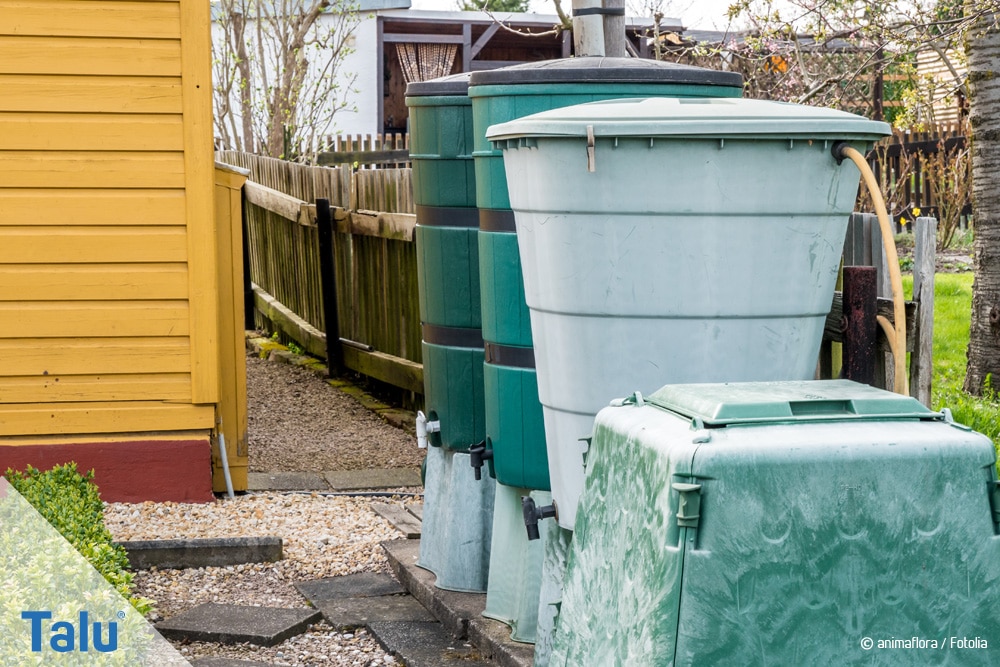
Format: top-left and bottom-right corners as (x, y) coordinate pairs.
(4, 463), (151, 614)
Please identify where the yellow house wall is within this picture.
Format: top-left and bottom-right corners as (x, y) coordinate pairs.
(0, 0), (219, 438)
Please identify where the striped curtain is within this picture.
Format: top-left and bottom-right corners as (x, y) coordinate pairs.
(396, 43), (458, 83)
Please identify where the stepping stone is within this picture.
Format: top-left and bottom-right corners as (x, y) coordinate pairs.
(295, 572), (404, 603)
(405, 502), (423, 521)
(190, 659), (276, 667)
(323, 468), (421, 491)
(372, 502), (421, 538)
(368, 621), (494, 667)
(117, 537), (283, 570)
(313, 595), (436, 630)
(247, 472), (328, 491)
(156, 603), (321, 647)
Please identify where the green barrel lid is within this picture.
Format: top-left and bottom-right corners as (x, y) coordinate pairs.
(468, 56), (743, 88)
(645, 380), (938, 427)
(486, 96), (891, 140)
(405, 72), (471, 98)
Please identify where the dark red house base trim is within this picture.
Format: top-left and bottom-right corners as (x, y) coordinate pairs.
(0, 439), (214, 503)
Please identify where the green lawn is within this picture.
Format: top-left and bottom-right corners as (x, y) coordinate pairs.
(905, 273), (1000, 446)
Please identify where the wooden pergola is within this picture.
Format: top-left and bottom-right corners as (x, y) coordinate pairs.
(375, 9), (683, 132)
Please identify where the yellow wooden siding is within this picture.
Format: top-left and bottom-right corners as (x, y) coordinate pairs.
(0, 227), (187, 263)
(0, 190), (186, 226)
(0, 75), (183, 114)
(213, 165), (250, 492)
(3, 0), (181, 39)
(0, 338), (191, 376)
(0, 265), (188, 300)
(0, 402), (215, 437)
(181, 0), (220, 404)
(0, 113), (183, 151)
(0, 152), (185, 188)
(0, 0), (221, 439)
(1, 302), (190, 338)
(0, 36), (181, 76)
(0, 374), (191, 404)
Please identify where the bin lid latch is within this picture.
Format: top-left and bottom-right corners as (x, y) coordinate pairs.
(673, 482), (702, 528)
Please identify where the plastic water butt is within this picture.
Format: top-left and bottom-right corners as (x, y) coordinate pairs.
(406, 73), (494, 593)
(467, 58), (744, 647)
(468, 57), (743, 492)
(487, 96), (890, 531)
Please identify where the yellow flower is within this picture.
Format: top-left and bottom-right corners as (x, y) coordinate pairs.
(912, 207), (921, 217)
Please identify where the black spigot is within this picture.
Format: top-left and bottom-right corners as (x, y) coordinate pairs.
(522, 496), (557, 541)
(469, 440), (493, 481)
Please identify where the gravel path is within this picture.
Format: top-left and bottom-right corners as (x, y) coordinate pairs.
(247, 352), (423, 472)
(102, 352), (429, 666)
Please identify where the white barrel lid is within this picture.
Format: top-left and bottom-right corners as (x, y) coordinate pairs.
(486, 96), (891, 140)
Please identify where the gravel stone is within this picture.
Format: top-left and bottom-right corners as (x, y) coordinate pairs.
(246, 351), (424, 473)
(97, 349), (432, 665)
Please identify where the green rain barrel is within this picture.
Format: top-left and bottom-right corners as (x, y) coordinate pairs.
(468, 57), (743, 492)
(487, 97), (890, 532)
(554, 380), (1000, 665)
(407, 73), (495, 594)
(407, 72), (484, 451)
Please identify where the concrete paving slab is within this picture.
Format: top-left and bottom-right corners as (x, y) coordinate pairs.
(190, 659), (277, 667)
(313, 595), (436, 629)
(156, 603), (321, 647)
(382, 539), (533, 667)
(247, 472), (328, 491)
(295, 572), (405, 602)
(323, 468), (421, 490)
(381, 539), (484, 640)
(405, 502), (423, 521)
(117, 537), (282, 570)
(372, 502), (421, 538)
(368, 621), (493, 667)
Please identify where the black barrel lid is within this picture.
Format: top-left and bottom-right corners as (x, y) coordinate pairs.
(406, 72), (472, 97)
(469, 56), (743, 88)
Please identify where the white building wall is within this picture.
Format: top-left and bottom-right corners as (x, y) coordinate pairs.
(328, 14), (380, 136)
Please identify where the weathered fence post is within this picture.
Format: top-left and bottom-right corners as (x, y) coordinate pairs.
(316, 198), (343, 376)
(842, 266), (879, 386)
(910, 217), (937, 406)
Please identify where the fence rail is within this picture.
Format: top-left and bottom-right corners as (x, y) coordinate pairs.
(316, 133), (410, 169)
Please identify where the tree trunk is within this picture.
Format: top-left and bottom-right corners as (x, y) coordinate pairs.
(964, 11), (1000, 395)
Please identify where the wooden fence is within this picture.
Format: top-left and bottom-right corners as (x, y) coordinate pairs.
(817, 213), (935, 406)
(865, 123), (971, 230)
(217, 151), (422, 397)
(223, 155), (935, 406)
(308, 133), (411, 169)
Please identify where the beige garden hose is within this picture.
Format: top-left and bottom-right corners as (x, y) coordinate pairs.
(837, 144), (908, 395)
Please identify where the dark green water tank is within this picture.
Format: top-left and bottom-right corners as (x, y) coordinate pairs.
(407, 73), (484, 451)
(468, 58), (743, 490)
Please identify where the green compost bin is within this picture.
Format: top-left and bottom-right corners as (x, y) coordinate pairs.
(553, 380), (1000, 665)
(407, 73), (484, 451)
(468, 57), (743, 491)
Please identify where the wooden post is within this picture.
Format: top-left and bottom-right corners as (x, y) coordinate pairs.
(868, 212), (894, 390)
(573, 0), (626, 57)
(842, 266), (879, 387)
(602, 0), (626, 57)
(909, 217), (937, 406)
(316, 198), (343, 376)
